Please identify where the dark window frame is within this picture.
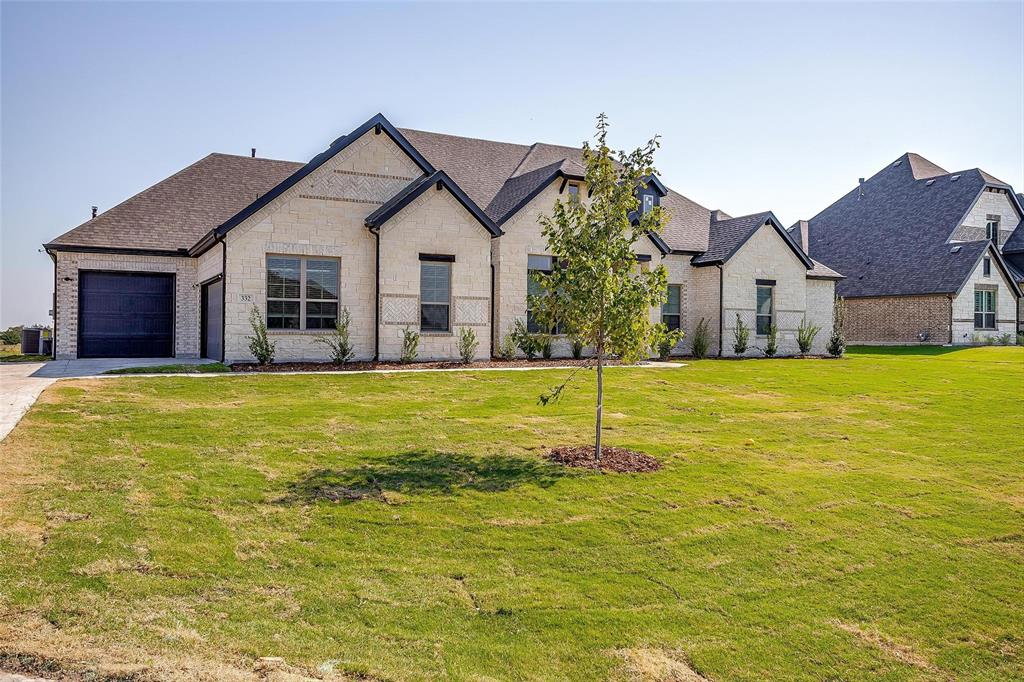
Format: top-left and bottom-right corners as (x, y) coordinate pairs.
(266, 255), (340, 331)
(527, 254), (563, 334)
(983, 257), (991, 277)
(662, 284), (681, 331)
(985, 215), (1000, 242)
(755, 283), (774, 336)
(420, 259), (452, 333)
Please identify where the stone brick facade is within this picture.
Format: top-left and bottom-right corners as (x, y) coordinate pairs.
(949, 187), (1020, 247)
(844, 295), (951, 344)
(53, 251), (199, 359)
(951, 248), (1018, 343)
(721, 224), (835, 356)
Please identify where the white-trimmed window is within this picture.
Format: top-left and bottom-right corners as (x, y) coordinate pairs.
(527, 254), (563, 334)
(756, 280), (775, 336)
(974, 289), (996, 329)
(662, 285), (681, 331)
(266, 256), (339, 330)
(985, 215), (1000, 242)
(642, 194), (655, 214)
(420, 256), (452, 333)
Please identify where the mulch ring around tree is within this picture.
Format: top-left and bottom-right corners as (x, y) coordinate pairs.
(546, 445), (661, 473)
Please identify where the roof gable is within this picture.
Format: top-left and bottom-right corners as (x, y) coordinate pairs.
(364, 171), (500, 237)
(693, 211), (813, 268)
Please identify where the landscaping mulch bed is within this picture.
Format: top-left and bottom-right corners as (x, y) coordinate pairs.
(231, 358), (626, 372)
(546, 445), (661, 473)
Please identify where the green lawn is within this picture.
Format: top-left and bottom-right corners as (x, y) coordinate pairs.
(102, 362), (231, 374)
(1, 347), (1021, 681)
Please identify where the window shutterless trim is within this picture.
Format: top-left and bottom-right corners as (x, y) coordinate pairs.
(636, 254), (653, 263)
(419, 253), (455, 262)
(266, 255), (339, 331)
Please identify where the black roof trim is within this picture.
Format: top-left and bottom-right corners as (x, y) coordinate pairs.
(192, 114), (436, 255)
(494, 167), (583, 227)
(957, 242), (1023, 298)
(642, 174), (669, 197)
(44, 243), (189, 258)
(364, 170), (501, 237)
(646, 230), (671, 255)
(692, 212), (814, 269)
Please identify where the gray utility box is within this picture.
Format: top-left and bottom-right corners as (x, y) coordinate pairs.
(21, 327), (52, 356)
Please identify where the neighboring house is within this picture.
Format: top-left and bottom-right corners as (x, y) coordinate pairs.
(793, 153), (1023, 344)
(44, 113), (841, 363)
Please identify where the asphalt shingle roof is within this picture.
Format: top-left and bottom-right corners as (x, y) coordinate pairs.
(805, 152), (1015, 297)
(46, 154), (302, 252)
(692, 212), (774, 264)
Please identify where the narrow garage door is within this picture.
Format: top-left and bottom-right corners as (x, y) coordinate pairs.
(79, 271), (175, 358)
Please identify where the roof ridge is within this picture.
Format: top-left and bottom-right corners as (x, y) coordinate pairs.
(399, 127), (532, 151)
(207, 152), (303, 164)
(508, 143), (544, 178)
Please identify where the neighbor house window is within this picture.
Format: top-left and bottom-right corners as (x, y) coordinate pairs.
(527, 254), (562, 334)
(567, 183), (580, 203)
(986, 216), (1000, 242)
(266, 256), (339, 330)
(983, 257), (991, 277)
(662, 284), (681, 331)
(642, 194), (655, 214)
(420, 257), (452, 333)
(974, 289), (996, 329)
(756, 280), (775, 335)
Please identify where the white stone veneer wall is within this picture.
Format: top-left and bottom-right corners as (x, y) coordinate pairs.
(951, 188), (1020, 247)
(377, 188), (492, 361)
(951, 248), (1018, 343)
(721, 223), (834, 356)
(53, 251), (198, 359)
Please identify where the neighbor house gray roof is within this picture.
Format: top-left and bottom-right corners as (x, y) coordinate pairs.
(804, 152), (1021, 297)
(46, 154), (302, 252)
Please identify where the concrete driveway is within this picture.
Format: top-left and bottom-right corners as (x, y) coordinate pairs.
(0, 358), (208, 441)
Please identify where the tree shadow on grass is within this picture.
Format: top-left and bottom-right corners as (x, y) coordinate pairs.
(284, 449), (570, 503)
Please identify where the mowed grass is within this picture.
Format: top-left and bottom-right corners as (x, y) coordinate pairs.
(0, 347), (1021, 681)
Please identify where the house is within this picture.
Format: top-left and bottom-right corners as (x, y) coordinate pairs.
(794, 153), (1023, 344)
(43, 113), (841, 363)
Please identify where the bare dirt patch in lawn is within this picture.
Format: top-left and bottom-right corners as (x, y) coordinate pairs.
(546, 446), (661, 473)
(615, 647), (710, 681)
(830, 620), (945, 676)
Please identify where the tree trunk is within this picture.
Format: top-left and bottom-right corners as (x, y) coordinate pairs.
(595, 348), (603, 464)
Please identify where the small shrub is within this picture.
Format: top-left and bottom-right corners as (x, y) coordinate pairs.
(997, 332), (1012, 346)
(797, 318), (821, 354)
(400, 327), (420, 364)
(763, 323), (778, 357)
(570, 338), (585, 360)
(732, 313), (750, 355)
(650, 322), (683, 360)
(538, 335), (553, 359)
(826, 296), (847, 358)
(314, 307), (355, 364)
(1017, 332), (1024, 347)
(497, 332), (517, 361)
(247, 307), (276, 365)
(511, 319), (539, 359)
(691, 318), (711, 359)
(457, 327), (478, 364)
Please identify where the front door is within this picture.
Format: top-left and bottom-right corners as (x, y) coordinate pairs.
(201, 279), (223, 361)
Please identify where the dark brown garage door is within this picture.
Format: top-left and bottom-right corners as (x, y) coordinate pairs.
(78, 271), (175, 358)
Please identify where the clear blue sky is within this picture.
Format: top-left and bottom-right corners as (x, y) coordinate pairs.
(2, 1), (1022, 328)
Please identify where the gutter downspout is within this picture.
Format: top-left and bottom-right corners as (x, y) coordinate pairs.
(717, 264), (724, 357)
(490, 263), (496, 358)
(48, 249), (57, 359)
(373, 227), (380, 361)
(949, 294), (954, 345)
(220, 236), (227, 363)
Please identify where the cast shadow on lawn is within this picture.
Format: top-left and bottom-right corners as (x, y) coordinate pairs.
(284, 449), (570, 503)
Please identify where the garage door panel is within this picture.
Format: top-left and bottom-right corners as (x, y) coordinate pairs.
(79, 272), (175, 358)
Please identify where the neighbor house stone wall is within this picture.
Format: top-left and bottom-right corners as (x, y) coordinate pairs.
(951, 248), (1018, 343)
(721, 223), (819, 356)
(950, 188), (1020, 247)
(222, 128), (422, 363)
(843, 295), (951, 344)
(53, 251), (198, 359)
(377, 188), (492, 361)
